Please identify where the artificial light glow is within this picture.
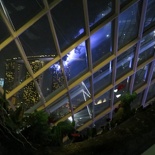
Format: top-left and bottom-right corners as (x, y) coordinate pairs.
(116, 94), (121, 98)
(114, 89), (118, 92)
(68, 116), (73, 122)
(96, 99), (102, 105)
(106, 34), (109, 37)
(103, 98), (107, 103)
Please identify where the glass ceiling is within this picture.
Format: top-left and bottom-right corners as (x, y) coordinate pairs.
(0, 0), (155, 131)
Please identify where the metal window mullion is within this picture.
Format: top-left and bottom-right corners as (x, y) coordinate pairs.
(33, 80), (46, 107)
(14, 38), (34, 78)
(110, 0), (119, 118)
(85, 38), (95, 125)
(129, 0), (148, 93)
(0, 4), (16, 37)
(129, 42), (140, 93)
(83, 0), (95, 125)
(45, 4), (74, 119)
(83, 0), (90, 36)
(120, 0), (140, 13)
(0, 7), (35, 79)
(141, 61), (155, 107)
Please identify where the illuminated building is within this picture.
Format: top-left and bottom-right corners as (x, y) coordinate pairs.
(0, 0), (155, 132)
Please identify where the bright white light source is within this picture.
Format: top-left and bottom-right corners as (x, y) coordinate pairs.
(103, 98), (107, 103)
(106, 34), (109, 37)
(68, 116), (73, 122)
(96, 99), (102, 105)
(116, 94), (121, 98)
(114, 89), (118, 93)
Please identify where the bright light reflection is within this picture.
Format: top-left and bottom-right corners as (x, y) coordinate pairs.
(116, 94), (121, 98)
(68, 116), (73, 122)
(114, 89), (118, 92)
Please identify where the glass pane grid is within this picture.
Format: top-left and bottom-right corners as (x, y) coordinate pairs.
(0, 0), (155, 132)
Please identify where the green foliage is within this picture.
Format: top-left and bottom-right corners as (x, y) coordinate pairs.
(50, 120), (75, 146)
(111, 92), (137, 127)
(22, 110), (52, 145)
(120, 92), (137, 105)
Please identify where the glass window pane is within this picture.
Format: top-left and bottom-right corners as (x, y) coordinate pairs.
(2, 41), (30, 93)
(40, 61), (65, 99)
(9, 81), (42, 111)
(47, 94), (70, 122)
(130, 91), (143, 109)
(114, 78), (130, 103)
(2, 0), (44, 30)
(116, 47), (135, 79)
(146, 83), (155, 101)
(94, 90), (111, 116)
(144, 0), (155, 30)
(70, 78), (91, 109)
(141, 31), (155, 47)
(63, 42), (88, 83)
(88, 0), (113, 28)
(94, 114), (110, 134)
(133, 65), (149, 90)
(118, 2), (140, 49)
(120, 0), (130, 7)
(152, 63), (155, 80)
(138, 31), (155, 65)
(5, 58), (30, 93)
(51, 0), (85, 51)
(19, 15), (57, 58)
(138, 46), (154, 66)
(74, 105), (92, 127)
(0, 18), (10, 43)
(93, 62), (112, 95)
(90, 22), (112, 66)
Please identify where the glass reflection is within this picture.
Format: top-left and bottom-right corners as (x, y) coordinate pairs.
(0, 17), (10, 43)
(94, 114), (110, 134)
(116, 47), (134, 79)
(152, 63), (155, 80)
(141, 30), (155, 47)
(88, 0), (113, 28)
(120, 0), (130, 7)
(130, 91), (143, 109)
(146, 83), (155, 101)
(41, 61), (65, 98)
(2, 0), (44, 30)
(47, 94), (70, 122)
(63, 42), (88, 83)
(144, 0), (155, 30)
(138, 46), (154, 66)
(51, 0), (85, 50)
(118, 2), (140, 49)
(19, 15), (57, 59)
(139, 31), (155, 65)
(74, 105), (92, 127)
(93, 62), (112, 95)
(1, 41), (30, 93)
(94, 91), (111, 116)
(9, 80), (41, 111)
(114, 78), (130, 103)
(70, 78), (91, 109)
(90, 22), (112, 66)
(133, 64), (149, 90)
